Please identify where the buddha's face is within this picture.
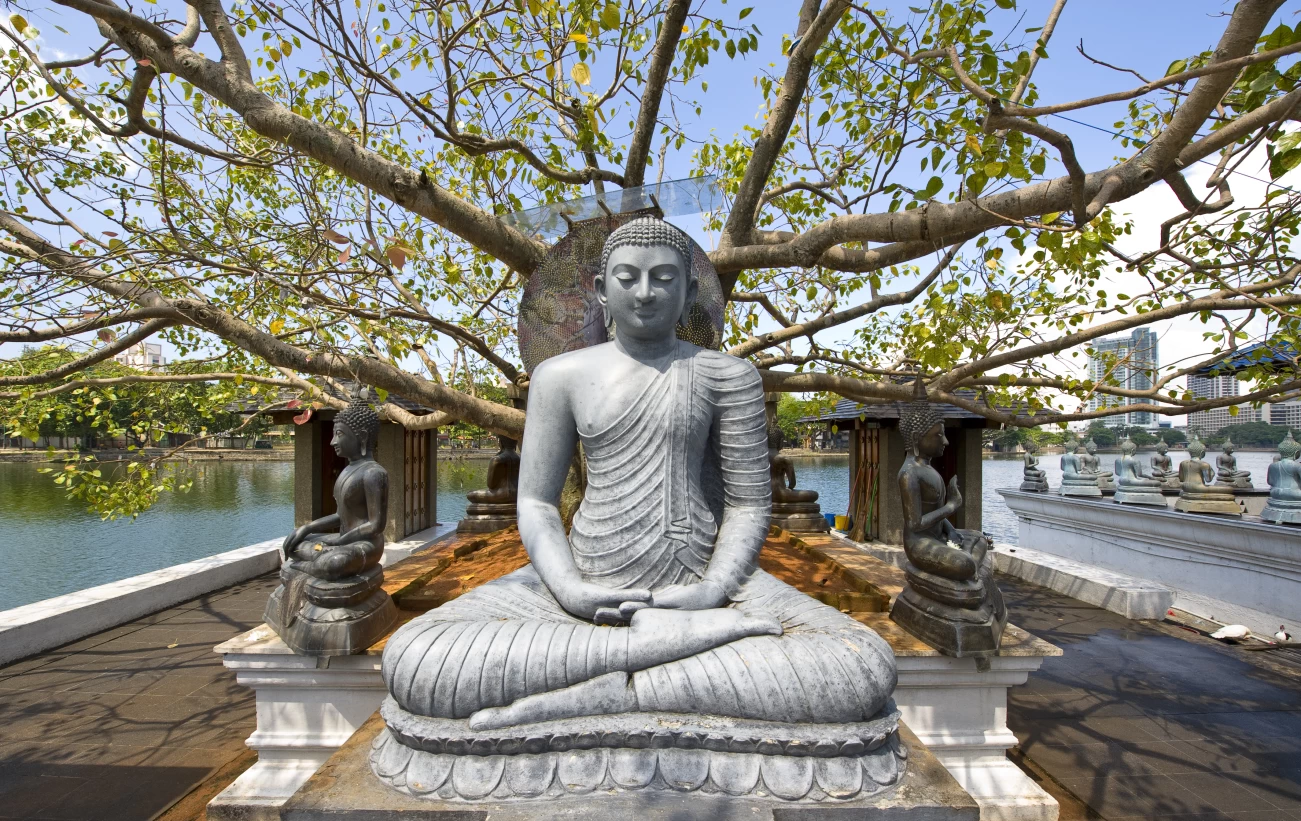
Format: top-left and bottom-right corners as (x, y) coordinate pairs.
(1086, 441), (1097, 455)
(916, 422), (947, 459)
(1157, 442), (1168, 453)
(331, 422), (363, 460)
(1223, 442), (1234, 454)
(598, 244), (696, 342)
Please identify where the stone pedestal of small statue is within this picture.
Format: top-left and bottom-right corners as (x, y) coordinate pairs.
(1112, 437), (1166, 507)
(1018, 441), (1049, 492)
(1060, 439), (1103, 497)
(1214, 438), (1254, 489)
(888, 381), (1006, 659)
(266, 397), (399, 656)
(1148, 441), (1180, 490)
(1174, 437), (1242, 516)
(457, 435), (521, 533)
(766, 398), (828, 533)
(371, 217), (905, 805)
(1082, 438), (1117, 492)
(1261, 432), (1301, 525)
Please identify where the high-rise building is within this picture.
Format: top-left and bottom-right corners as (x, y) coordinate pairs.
(1087, 328), (1160, 427)
(1186, 374), (1265, 434)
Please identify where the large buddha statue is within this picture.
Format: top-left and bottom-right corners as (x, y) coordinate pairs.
(1214, 437), (1253, 489)
(1019, 439), (1048, 492)
(1113, 437), (1165, 507)
(372, 217), (903, 804)
(265, 397), (398, 655)
(1148, 440), (1179, 490)
(1261, 432), (1301, 525)
(457, 435), (521, 533)
(889, 382), (1006, 658)
(1060, 438), (1102, 497)
(1082, 438), (1116, 491)
(1174, 437), (1242, 516)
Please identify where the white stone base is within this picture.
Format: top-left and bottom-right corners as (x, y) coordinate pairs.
(894, 653), (1058, 821)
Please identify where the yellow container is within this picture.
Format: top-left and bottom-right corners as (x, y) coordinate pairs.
(834, 515), (849, 531)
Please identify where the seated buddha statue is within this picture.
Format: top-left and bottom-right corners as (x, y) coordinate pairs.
(374, 217), (902, 803)
(1174, 437), (1241, 516)
(888, 383), (1006, 658)
(1019, 439), (1048, 492)
(1113, 437), (1166, 507)
(265, 397), (398, 655)
(1060, 438), (1102, 497)
(1214, 438), (1253, 488)
(457, 435), (521, 533)
(1082, 438), (1116, 491)
(768, 426), (829, 532)
(1261, 431), (1301, 525)
(1148, 440), (1179, 490)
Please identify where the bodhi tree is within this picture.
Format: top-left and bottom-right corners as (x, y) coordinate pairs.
(3, 0), (1301, 515)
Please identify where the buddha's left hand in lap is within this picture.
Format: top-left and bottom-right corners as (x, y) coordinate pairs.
(650, 579), (727, 611)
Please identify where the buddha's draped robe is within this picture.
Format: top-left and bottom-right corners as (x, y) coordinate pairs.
(381, 347), (896, 724)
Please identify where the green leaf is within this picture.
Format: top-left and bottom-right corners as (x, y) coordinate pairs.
(9, 14), (27, 33)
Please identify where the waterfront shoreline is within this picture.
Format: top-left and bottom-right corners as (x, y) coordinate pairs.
(0, 447), (295, 462)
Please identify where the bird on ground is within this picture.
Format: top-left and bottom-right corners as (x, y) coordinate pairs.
(1276, 625), (1292, 643)
(1209, 624), (1251, 641)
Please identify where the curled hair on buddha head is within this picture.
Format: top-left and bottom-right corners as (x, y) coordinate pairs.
(336, 393), (381, 456)
(1023, 438), (1039, 453)
(899, 373), (944, 454)
(598, 216), (696, 328)
(1120, 436), (1136, 455)
(1187, 435), (1207, 459)
(1279, 431), (1300, 459)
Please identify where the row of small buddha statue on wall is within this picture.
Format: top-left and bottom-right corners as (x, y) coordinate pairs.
(1019, 433), (1301, 524)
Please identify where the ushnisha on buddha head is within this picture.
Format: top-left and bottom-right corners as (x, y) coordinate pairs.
(332, 396), (381, 460)
(595, 216), (698, 342)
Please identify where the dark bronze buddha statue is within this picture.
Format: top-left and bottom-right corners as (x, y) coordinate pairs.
(1019, 439), (1048, 492)
(265, 396), (398, 655)
(457, 435), (521, 533)
(767, 410), (829, 532)
(889, 383), (1006, 658)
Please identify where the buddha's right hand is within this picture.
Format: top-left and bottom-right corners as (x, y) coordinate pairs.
(280, 531), (301, 559)
(946, 476), (963, 510)
(556, 581), (651, 621)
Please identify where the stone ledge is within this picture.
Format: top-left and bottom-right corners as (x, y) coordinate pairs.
(990, 543), (1173, 621)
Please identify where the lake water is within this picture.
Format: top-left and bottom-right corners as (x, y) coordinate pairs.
(0, 450), (1284, 610)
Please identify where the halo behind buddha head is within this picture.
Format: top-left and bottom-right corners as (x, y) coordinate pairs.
(517, 210), (724, 373)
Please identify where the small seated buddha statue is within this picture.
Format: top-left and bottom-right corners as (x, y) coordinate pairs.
(1019, 439), (1049, 492)
(457, 435), (521, 533)
(1082, 438), (1117, 492)
(265, 396), (398, 655)
(1148, 440), (1179, 490)
(1261, 432), (1301, 525)
(1174, 437), (1242, 516)
(373, 217), (903, 804)
(1060, 437), (1102, 497)
(1113, 437), (1166, 507)
(768, 425), (829, 532)
(1214, 438), (1253, 489)
(889, 382), (1006, 658)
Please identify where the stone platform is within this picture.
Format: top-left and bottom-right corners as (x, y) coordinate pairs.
(281, 712), (979, 821)
(211, 528), (1060, 821)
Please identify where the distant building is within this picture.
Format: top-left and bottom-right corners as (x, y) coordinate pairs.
(1186, 374), (1264, 434)
(1087, 329), (1159, 427)
(1186, 340), (1299, 435)
(114, 342), (165, 369)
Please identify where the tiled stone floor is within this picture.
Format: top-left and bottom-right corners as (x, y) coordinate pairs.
(2, 568), (1299, 820)
(0, 574), (278, 821)
(1003, 577), (1301, 821)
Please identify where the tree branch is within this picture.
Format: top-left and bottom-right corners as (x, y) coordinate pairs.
(624, 0), (691, 187)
